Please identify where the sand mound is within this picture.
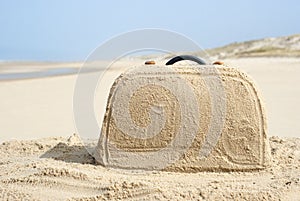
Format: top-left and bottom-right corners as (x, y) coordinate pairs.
(95, 65), (270, 172)
(0, 135), (299, 200)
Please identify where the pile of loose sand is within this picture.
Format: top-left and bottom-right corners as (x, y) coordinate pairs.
(0, 134), (299, 200)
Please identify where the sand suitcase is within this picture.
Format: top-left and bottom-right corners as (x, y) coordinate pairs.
(94, 55), (271, 172)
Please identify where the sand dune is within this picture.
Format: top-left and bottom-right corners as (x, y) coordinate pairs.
(206, 34), (300, 58)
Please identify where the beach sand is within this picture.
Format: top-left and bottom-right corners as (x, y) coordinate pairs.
(0, 134), (299, 200)
(0, 57), (299, 142)
(0, 57), (300, 200)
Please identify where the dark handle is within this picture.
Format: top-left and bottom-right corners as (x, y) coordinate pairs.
(165, 55), (207, 65)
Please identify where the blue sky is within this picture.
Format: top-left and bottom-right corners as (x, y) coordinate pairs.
(0, 0), (299, 61)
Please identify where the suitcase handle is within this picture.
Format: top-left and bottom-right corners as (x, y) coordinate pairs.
(165, 55), (207, 65)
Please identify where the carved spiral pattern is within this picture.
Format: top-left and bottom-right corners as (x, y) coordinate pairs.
(107, 66), (200, 170)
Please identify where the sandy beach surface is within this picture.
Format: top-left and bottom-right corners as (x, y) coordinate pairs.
(0, 57), (300, 142)
(0, 134), (299, 200)
(0, 56), (300, 200)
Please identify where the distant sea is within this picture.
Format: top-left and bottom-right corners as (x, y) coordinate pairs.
(0, 68), (78, 81)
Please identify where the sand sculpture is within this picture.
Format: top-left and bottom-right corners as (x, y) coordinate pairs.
(94, 55), (271, 172)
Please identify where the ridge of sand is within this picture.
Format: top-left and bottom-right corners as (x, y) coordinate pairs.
(0, 135), (299, 200)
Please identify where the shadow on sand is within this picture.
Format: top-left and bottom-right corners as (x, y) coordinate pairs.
(40, 142), (96, 165)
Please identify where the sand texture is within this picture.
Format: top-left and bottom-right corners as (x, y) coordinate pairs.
(0, 43), (300, 199)
(96, 65), (270, 172)
(0, 134), (299, 200)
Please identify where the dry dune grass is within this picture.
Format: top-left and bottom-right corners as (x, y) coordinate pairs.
(206, 34), (300, 58)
